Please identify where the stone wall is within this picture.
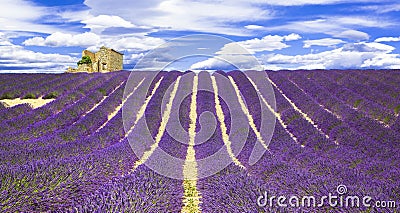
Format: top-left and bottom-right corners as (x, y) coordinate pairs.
(94, 47), (123, 72)
(67, 67), (77, 72)
(77, 63), (92, 72)
(82, 50), (95, 61)
(67, 46), (123, 73)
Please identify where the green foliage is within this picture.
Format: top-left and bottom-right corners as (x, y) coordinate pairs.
(23, 93), (36, 99)
(61, 133), (75, 142)
(77, 56), (92, 66)
(43, 91), (58, 99)
(383, 115), (391, 124)
(349, 159), (362, 169)
(0, 92), (14, 99)
(353, 99), (362, 108)
(22, 93), (36, 99)
(394, 104), (400, 114)
(327, 122), (340, 131)
(286, 114), (301, 124)
(98, 88), (107, 96)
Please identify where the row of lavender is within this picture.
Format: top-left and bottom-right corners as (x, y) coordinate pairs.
(0, 71), (128, 211)
(69, 71), (185, 212)
(77, 70), (397, 212)
(266, 71), (399, 211)
(198, 71), (399, 212)
(0, 73), (89, 99)
(0, 70), (398, 212)
(0, 71), (186, 212)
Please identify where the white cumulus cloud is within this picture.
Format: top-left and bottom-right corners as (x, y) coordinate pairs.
(86, 36), (165, 52)
(189, 33), (301, 70)
(190, 54), (262, 71)
(268, 16), (391, 41)
(375, 36), (400, 42)
(261, 42), (399, 70)
(0, 34), (78, 71)
(23, 32), (101, 47)
(23, 32), (164, 52)
(233, 34), (301, 54)
(284, 33), (302, 41)
(82, 15), (139, 33)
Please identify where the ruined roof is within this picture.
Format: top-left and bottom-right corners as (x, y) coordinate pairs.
(110, 48), (124, 55)
(100, 46), (124, 55)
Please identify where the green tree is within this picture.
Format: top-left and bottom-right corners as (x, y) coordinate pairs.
(77, 56), (92, 65)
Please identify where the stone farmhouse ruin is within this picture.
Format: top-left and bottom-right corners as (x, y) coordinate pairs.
(67, 46), (123, 73)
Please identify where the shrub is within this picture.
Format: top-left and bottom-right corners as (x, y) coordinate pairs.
(98, 88), (106, 96)
(394, 104), (400, 115)
(383, 115), (391, 124)
(353, 99), (362, 108)
(77, 56), (92, 66)
(43, 92), (58, 99)
(0, 92), (14, 99)
(22, 93), (36, 99)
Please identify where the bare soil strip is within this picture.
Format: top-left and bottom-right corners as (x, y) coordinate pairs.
(228, 76), (272, 152)
(181, 75), (202, 213)
(0, 98), (54, 109)
(132, 76), (181, 170)
(115, 77), (163, 140)
(246, 77), (300, 145)
(267, 77), (333, 143)
(211, 76), (245, 169)
(96, 78), (145, 132)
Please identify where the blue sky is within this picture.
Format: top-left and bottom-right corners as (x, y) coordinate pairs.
(1, 0), (400, 72)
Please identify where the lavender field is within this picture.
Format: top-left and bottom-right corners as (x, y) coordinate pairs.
(0, 70), (399, 212)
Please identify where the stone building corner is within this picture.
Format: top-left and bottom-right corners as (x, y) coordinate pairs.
(67, 46), (123, 73)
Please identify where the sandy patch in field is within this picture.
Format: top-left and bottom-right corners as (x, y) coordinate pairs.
(0, 98), (55, 109)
